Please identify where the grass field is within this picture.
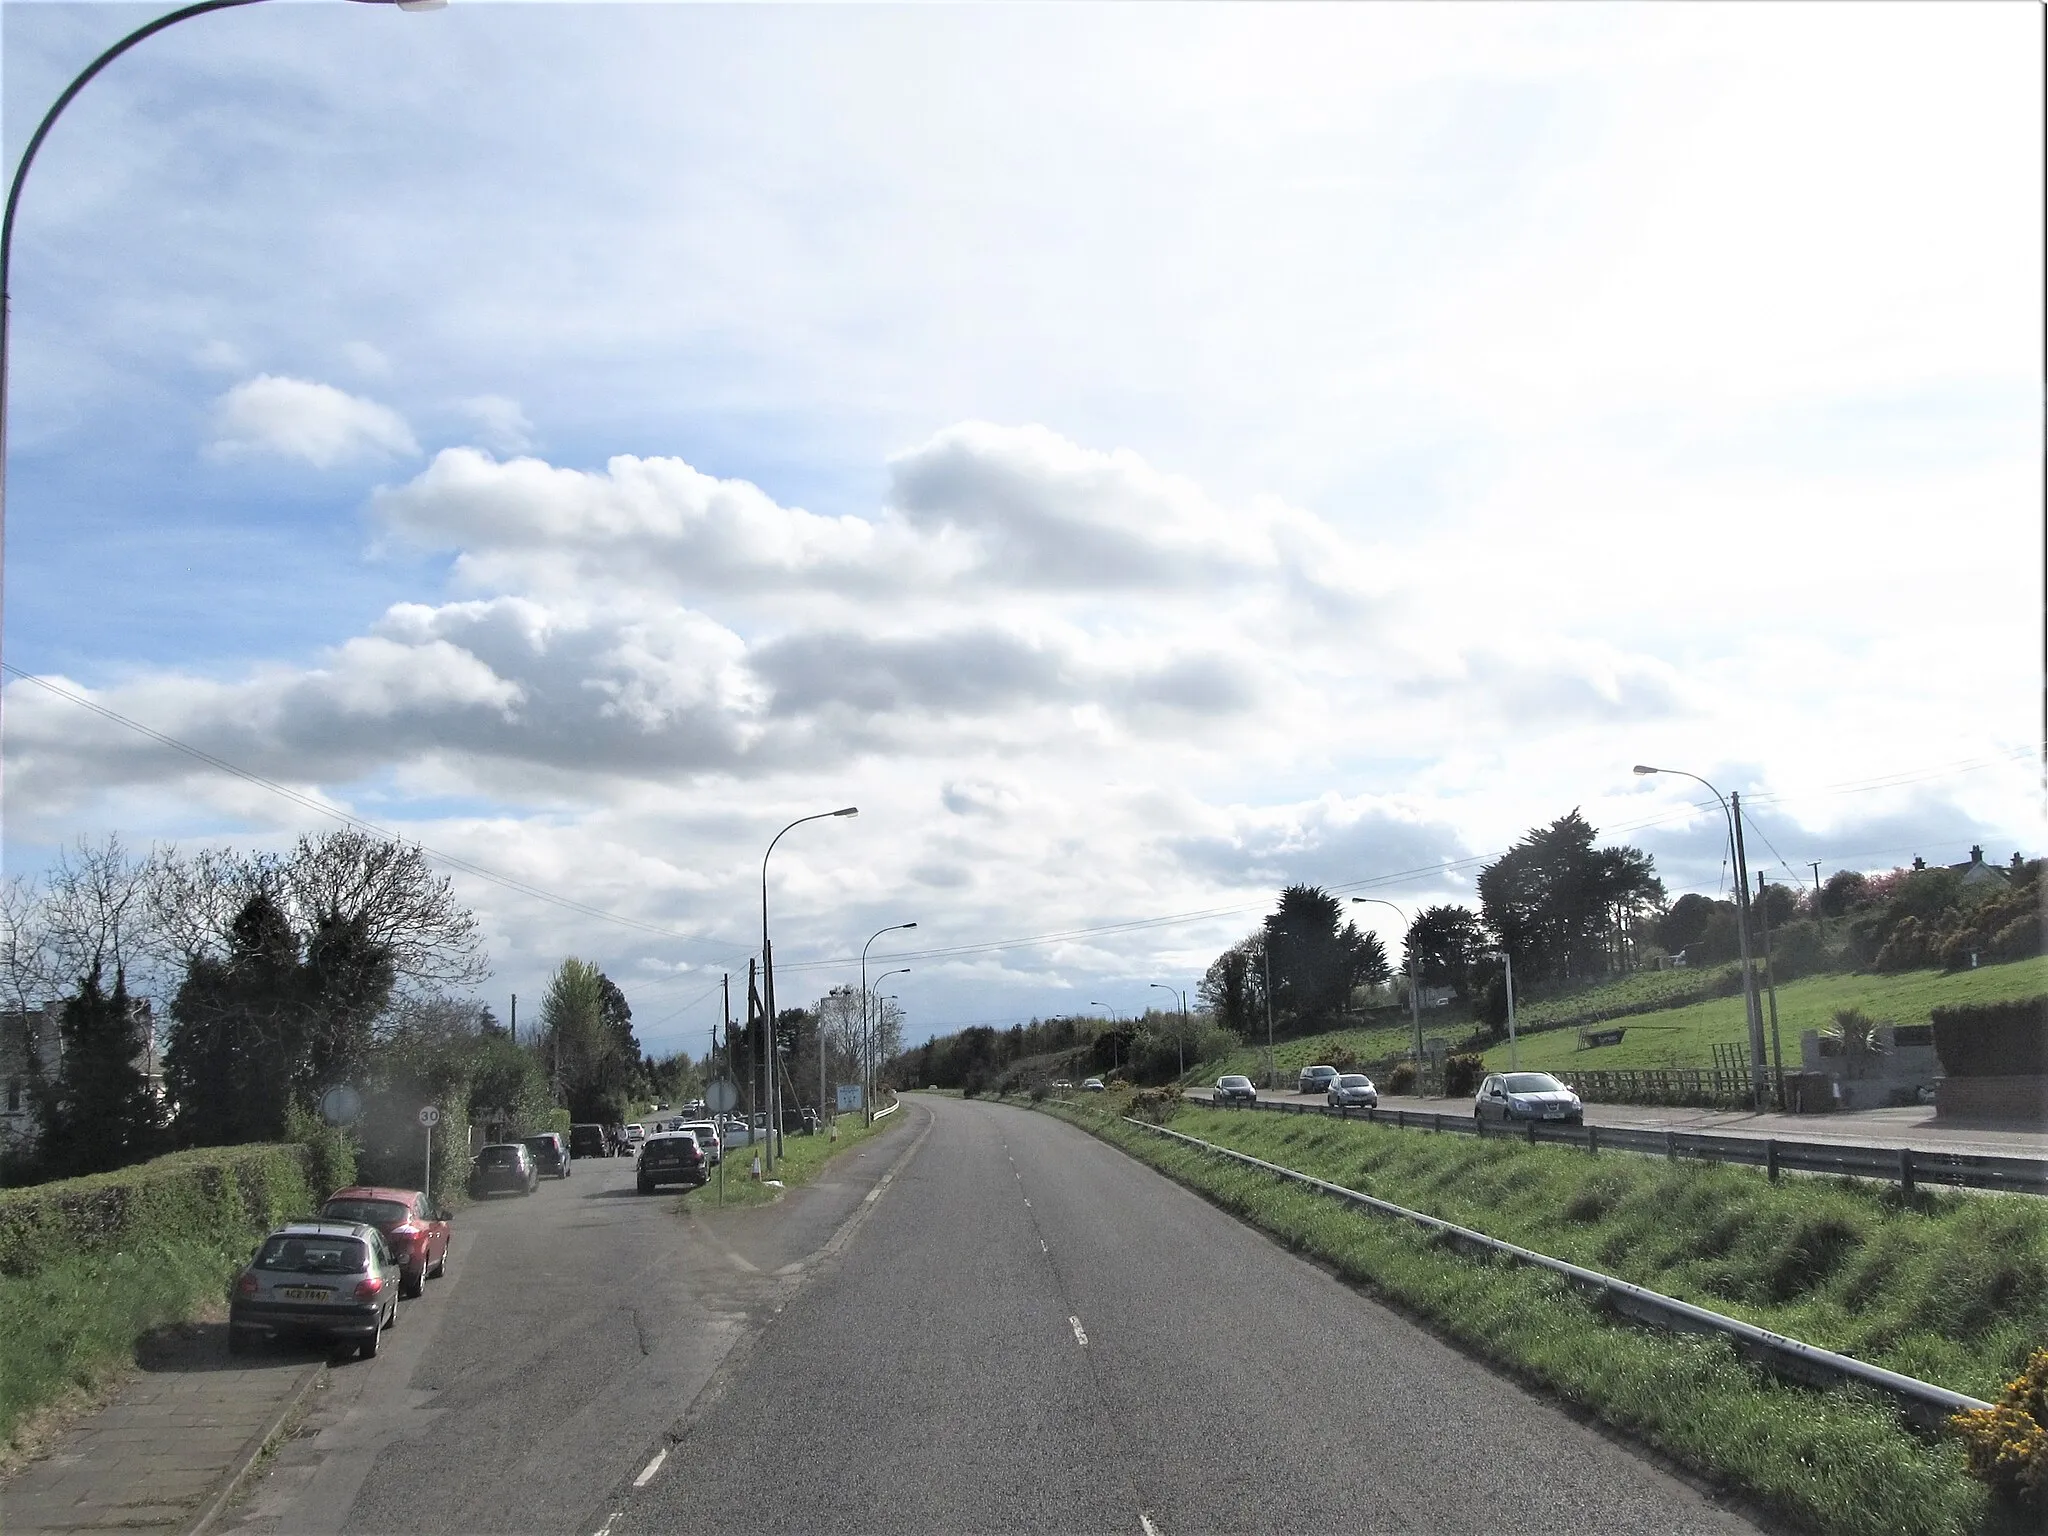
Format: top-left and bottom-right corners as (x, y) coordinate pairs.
(672, 1106), (905, 1211)
(1487, 956), (2048, 1073)
(1186, 956), (2047, 1083)
(1033, 1092), (2042, 1536)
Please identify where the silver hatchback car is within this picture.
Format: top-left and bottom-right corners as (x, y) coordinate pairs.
(1327, 1072), (1379, 1108)
(229, 1221), (401, 1359)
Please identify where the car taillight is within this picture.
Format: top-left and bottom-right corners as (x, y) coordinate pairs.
(354, 1276), (385, 1300)
(236, 1273), (259, 1296)
(392, 1226), (420, 1251)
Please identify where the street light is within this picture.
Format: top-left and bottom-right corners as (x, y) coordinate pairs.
(865, 968), (909, 1123)
(0, 0), (441, 803)
(760, 807), (856, 1167)
(1351, 897), (1424, 1090)
(1634, 764), (1766, 1108)
(1484, 948), (1520, 1070)
(853, 922), (916, 1124)
(1148, 982), (1190, 1077)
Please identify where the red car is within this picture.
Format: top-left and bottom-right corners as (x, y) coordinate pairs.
(318, 1185), (452, 1298)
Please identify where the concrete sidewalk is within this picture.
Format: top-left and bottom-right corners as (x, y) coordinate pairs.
(0, 1321), (328, 1536)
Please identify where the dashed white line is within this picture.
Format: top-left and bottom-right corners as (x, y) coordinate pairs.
(1023, 1198), (1031, 1207)
(1139, 1512), (1165, 1536)
(632, 1448), (668, 1487)
(1069, 1315), (1088, 1347)
(1040, 1239), (1048, 1253)
(593, 1512), (623, 1536)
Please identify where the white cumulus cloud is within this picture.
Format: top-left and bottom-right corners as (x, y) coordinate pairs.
(210, 374), (419, 468)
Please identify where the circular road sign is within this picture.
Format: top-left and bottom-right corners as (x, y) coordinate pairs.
(705, 1079), (738, 1113)
(319, 1085), (362, 1127)
(417, 1105), (441, 1128)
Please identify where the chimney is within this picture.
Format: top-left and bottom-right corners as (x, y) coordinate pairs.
(1969, 844), (1984, 865)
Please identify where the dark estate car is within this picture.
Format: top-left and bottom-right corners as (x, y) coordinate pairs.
(318, 1186), (451, 1297)
(1214, 1074), (1258, 1105)
(569, 1123), (609, 1159)
(229, 1221), (400, 1359)
(1297, 1064), (1340, 1095)
(523, 1132), (572, 1178)
(1475, 1072), (1585, 1126)
(637, 1131), (708, 1193)
(470, 1143), (539, 1197)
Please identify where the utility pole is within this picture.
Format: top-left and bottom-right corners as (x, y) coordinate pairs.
(1810, 861), (1823, 899)
(1261, 943), (1275, 1090)
(509, 993), (516, 1046)
(1758, 872), (1786, 1109)
(1730, 791), (1765, 1110)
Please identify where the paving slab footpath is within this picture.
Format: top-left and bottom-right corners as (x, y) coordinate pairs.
(0, 1321), (328, 1536)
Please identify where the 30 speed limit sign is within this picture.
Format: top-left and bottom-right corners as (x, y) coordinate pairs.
(417, 1105), (441, 1128)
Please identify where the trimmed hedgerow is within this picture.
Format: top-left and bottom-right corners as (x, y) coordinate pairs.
(1932, 998), (2048, 1078)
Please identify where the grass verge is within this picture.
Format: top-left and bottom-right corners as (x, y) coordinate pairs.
(1029, 1092), (2041, 1536)
(675, 1107), (906, 1211)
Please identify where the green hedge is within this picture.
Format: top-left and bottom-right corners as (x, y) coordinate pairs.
(0, 1142), (313, 1281)
(1932, 996), (2048, 1078)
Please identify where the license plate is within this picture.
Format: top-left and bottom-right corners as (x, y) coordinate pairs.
(1544, 1107), (1566, 1117)
(280, 1287), (331, 1301)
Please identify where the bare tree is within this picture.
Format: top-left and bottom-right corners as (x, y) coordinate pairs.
(1, 836), (161, 1007)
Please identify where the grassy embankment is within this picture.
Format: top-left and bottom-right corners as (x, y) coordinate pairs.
(672, 1106), (907, 1211)
(1031, 1091), (2045, 1536)
(0, 1144), (317, 1465)
(1189, 956), (2048, 1083)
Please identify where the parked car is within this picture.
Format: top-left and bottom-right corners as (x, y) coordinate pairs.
(680, 1120), (723, 1165)
(1475, 1072), (1584, 1126)
(1297, 1064), (1340, 1095)
(1051, 1079), (1073, 1090)
(523, 1132), (572, 1178)
(569, 1123), (609, 1159)
(1080, 1077), (1106, 1092)
(469, 1143), (539, 1198)
(1327, 1073), (1379, 1109)
(229, 1221), (399, 1359)
(637, 1131), (708, 1192)
(623, 1123), (647, 1149)
(317, 1186), (451, 1298)
(779, 1108), (820, 1136)
(1214, 1074), (1258, 1105)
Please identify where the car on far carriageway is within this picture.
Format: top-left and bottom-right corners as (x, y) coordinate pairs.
(1297, 1064), (1340, 1095)
(470, 1143), (538, 1198)
(1327, 1073), (1379, 1109)
(317, 1186), (450, 1298)
(638, 1131), (708, 1193)
(1213, 1074), (1258, 1105)
(1475, 1071), (1584, 1126)
(229, 1220), (400, 1359)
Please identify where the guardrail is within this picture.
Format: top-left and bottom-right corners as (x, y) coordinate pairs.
(1188, 1094), (2048, 1197)
(1123, 1116), (1993, 1427)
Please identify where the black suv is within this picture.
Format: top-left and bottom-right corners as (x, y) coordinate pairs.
(637, 1132), (708, 1193)
(523, 1133), (571, 1178)
(568, 1123), (608, 1160)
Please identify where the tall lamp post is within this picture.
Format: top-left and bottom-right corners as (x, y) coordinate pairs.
(858, 923), (916, 1119)
(761, 807), (857, 1168)
(866, 967), (910, 1124)
(1352, 897), (1424, 1090)
(1486, 948), (1520, 1069)
(1148, 982), (1189, 1077)
(0, 0), (441, 802)
(1635, 764), (1765, 1109)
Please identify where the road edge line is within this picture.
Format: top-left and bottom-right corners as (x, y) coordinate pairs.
(183, 1359), (326, 1536)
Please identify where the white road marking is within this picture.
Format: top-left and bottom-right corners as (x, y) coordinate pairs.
(593, 1512), (623, 1536)
(1023, 1199), (1031, 1207)
(632, 1448), (668, 1487)
(1140, 1513), (1164, 1536)
(1069, 1316), (1088, 1347)
(1040, 1239), (1048, 1253)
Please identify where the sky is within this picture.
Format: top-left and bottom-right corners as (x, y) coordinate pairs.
(1, 0), (2040, 1059)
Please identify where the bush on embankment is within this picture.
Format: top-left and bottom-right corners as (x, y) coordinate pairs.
(1033, 1089), (2046, 1536)
(0, 1142), (315, 1454)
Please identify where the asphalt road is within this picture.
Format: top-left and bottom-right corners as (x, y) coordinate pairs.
(218, 1124), (917, 1536)
(612, 1095), (1761, 1536)
(1185, 1088), (2048, 1157)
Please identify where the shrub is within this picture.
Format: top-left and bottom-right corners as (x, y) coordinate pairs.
(1442, 1054), (1486, 1097)
(1932, 997), (2048, 1077)
(1951, 1347), (2048, 1511)
(284, 1102), (358, 1203)
(1386, 1062), (1416, 1094)
(1128, 1085), (1181, 1124)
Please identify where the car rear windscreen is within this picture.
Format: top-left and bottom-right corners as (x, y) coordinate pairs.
(320, 1199), (409, 1226)
(255, 1236), (369, 1274)
(478, 1147), (522, 1165)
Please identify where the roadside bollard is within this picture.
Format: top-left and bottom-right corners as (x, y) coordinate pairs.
(1766, 1139), (1780, 1182)
(1899, 1147), (1916, 1195)
(1526, 1118), (1536, 1145)
(1665, 1129), (1678, 1163)
(1587, 1124), (1599, 1156)
(750, 1155), (762, 1181)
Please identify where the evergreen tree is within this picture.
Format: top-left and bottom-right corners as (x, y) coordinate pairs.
(27, 966), (160, 1177)
(1261, 885), (1385, 1027)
